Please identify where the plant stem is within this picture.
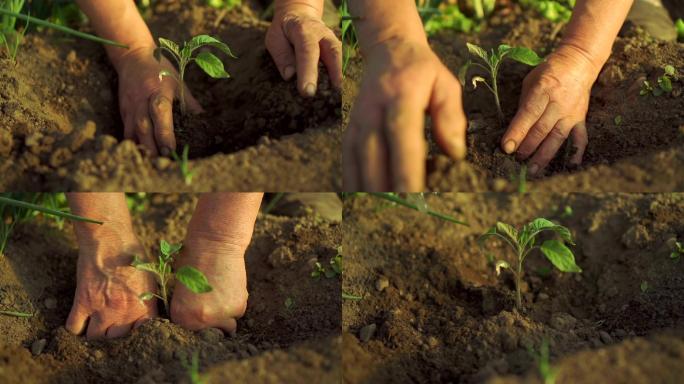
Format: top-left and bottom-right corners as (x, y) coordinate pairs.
(491, 69), (504, 125)
(515, 253), (524, 310)
(160, 280), (169, 315)
(179, 61), (187, 115)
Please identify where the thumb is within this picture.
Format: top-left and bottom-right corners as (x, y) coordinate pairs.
(430, 71), (468, 160)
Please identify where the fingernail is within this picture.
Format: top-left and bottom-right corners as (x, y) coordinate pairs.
(304, 83), (316, 97)
(503, 140), (516, 154)
(528, 163), (539, 176)
(283, 65), (295, 80)
(160, 147), (171, 157)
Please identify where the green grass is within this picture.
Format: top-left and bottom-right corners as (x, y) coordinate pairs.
(340, 0), (358, 74)
(172, 144), (195, 185)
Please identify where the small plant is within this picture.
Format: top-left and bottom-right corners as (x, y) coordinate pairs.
(671, 240), (682, 261)
(0, 0), (27, 62)
(640, 280), (649, 293)
(284, 296), (294, 310)
(479, 218), (581, 310)
(510, 165), (528, 194)
(641, 65), (677, 97)
(172, 144), (195, 185)
(529, 339), (556, 384)
(461, 43), (544, 123)
(131, 240), (213, 315)
(311, 246), (342, 279)
(182, 351), (204, 384)
(155, 35), (235, 114)
(340, 0), (359, 74)
(519, 0), (574, 22)
(614, 115), (623, 126)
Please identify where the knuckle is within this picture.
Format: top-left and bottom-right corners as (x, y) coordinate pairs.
(522, 101), (545, 117)
(549, 125), (569, 140)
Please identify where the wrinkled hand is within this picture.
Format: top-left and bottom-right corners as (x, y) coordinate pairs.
(266, 4), (342, 96)
(343, 39), (467, 191)
(66, 229), (157, 339)
(501, 45), (598, 176)
(115, 47), (202, 156)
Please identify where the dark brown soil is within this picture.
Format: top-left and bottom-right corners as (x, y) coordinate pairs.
(342, 193), (684, 383)
(0, 0), (341, 191)
(0, 193), (341, 383)
(343, 5), (684, 192)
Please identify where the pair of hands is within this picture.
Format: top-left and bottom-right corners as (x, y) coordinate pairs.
(116, 5), (341, 156)
(344, 39), (598, 191)
(66, 223), (248, 339)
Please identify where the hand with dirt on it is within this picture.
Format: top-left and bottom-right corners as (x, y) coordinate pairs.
(266, 0), (342, 97)
(65, 193), (157, 340)
(343, 38), (468, 192)
(114, 47), (203, 157)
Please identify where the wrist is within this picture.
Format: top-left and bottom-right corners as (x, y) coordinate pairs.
(275, 0), (324, 18)
(552, 41), (604, 80)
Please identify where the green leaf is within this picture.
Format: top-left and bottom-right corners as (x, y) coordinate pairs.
(131, 255), (159, 274)
(496, 222), (518, 242)
(497, 44), (511, 57)
(158, 37), (180, 57)
(176, 266), (213, 293)
(139, 292), (155, 301)
(658, 75), (673, 93)
(195, 51), (230, 79)
(540, 240), (581, 272)
(495, 260), (510, 276)
(466, 42), (489, 63)
(506, 47), (544, 66)
(183, 34), (236, 58)
(160, 240), (182, 257)
(664, 65), (675, 77)
(527, 218), (574, 245)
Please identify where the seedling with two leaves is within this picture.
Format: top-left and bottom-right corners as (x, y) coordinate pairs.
(641, 65), (677, 97)
(131, 240), (213, 315)
(460, 43), (544, 123)
(479, 218), (581, 310)
(155, 35), (236, 114)
(312, 247), (342, 279)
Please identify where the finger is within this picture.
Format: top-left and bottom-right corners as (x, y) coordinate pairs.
(527, 119), (572, 176)
(86, 314), (109, 340)
(516, 102), (562, 160)
(149, 90), (176, 157)
(265, 29), (297, 81)
(105, 322), (133, 339)
(184, 86), (204, 114)
(319, 33), (342, 89)
(134, 104), (158, 157)
(358, 124), (390, 192)
(385, 98), (427, 192)
(569, 122), (588, 165)
(430, 71), (467, 160)
(65, 303), (89, 335)
(286, 21), (320, 97)
(501, 86), (550, 154)
(343, 122), (361, 191)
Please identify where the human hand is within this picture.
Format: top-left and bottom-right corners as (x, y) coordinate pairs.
(343, 38), (467, 191)
(66, 226), (157, 339)
(114, 46), (202, 157)
(265, 2), (342, 96)
(501, 45), (599, 176)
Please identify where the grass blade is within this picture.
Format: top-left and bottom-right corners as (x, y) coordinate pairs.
(0, 196), (103, 224)
(369, 193), (469, 226)
(0, 310), (33, 317)
(0, 8), (128, 48)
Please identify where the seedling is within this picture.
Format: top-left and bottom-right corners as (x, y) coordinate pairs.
(284, 296), (294, 310)
(311, 246), (342, 279)
(340, 1), (358, 74)
(131, 240), (213, 315)
(182, 351), (204, 384)
(614, 115), (623, 126)
(172, 144), (194, 185)
(640, 65), (677, 97)
(529, 339), (556, 384)
(0, 0), (27, 62)
(461, 43), (543, 123)
(671, 240), (682, 261)
(520, 0), (574, 22)
(510, 165), (528, 194)
(640, 281), (648, 293)
(155, 35), (235, 114)
(479, 218), (581, 310)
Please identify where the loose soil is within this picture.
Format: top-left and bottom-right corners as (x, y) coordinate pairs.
(0, 0), (342, 191)
(343, 5), (684, 192)
(0, 193), (341, 383)
(342, 193), (684, 383)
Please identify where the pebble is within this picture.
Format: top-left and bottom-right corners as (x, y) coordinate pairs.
(614, 329), (627, 338)
(359, 323), (377, 343)
(599, 330), (614, 344)
(550, 312), (577, 331)
(44, 297), (57, 310)
(200, 327), (224, 343)
(31, 339), (47, 356)
(246, 343), (258, 356)
(375, 276), (389, 292)
(537, 293), (550, 301)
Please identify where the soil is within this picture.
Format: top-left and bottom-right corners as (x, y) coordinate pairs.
(0, 193), (341, 383)
(342, 193), (684, 383)
(0, 0), (342, 191)
(343, 5), (684, 192)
